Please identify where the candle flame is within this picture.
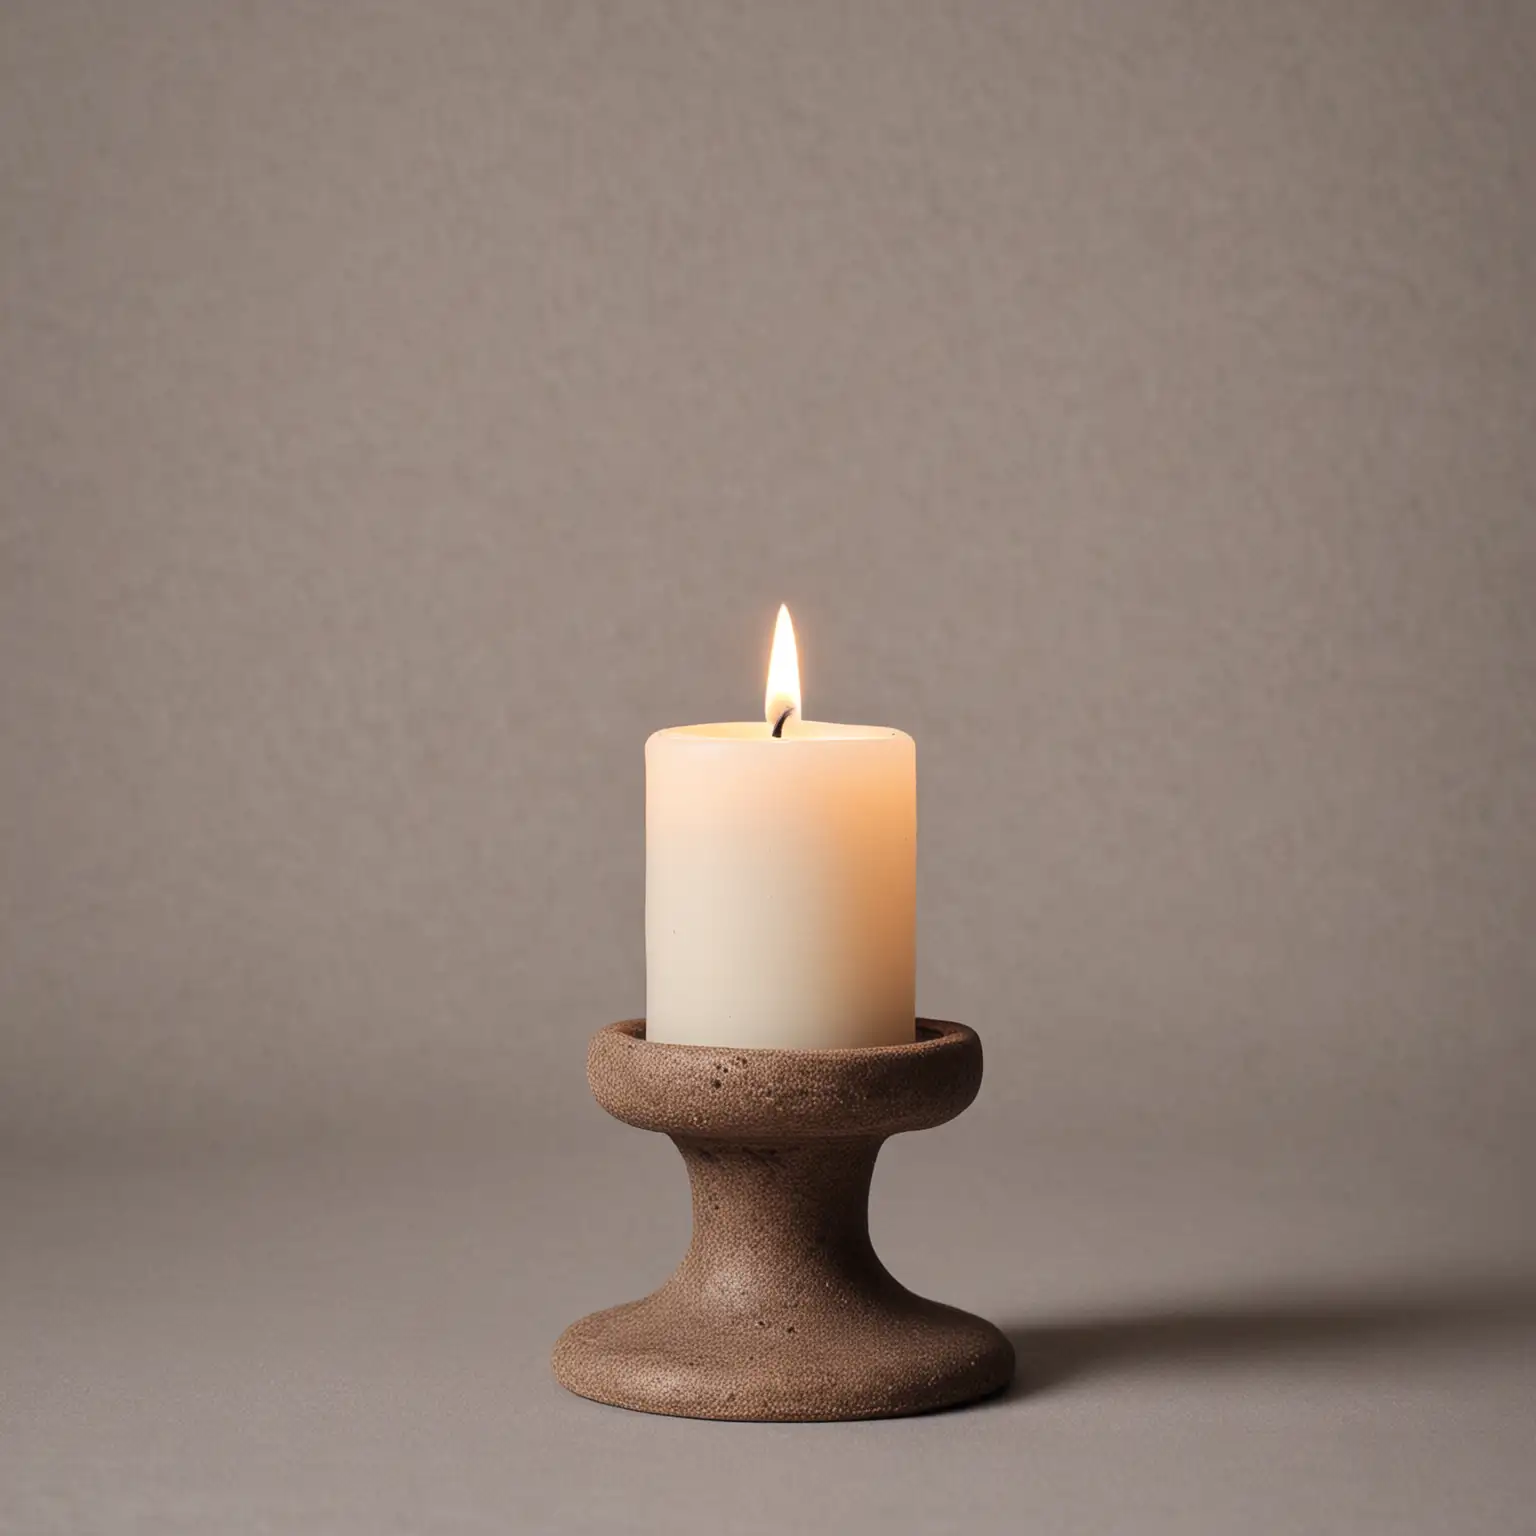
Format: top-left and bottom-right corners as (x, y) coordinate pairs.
(764, 604), (801, 730)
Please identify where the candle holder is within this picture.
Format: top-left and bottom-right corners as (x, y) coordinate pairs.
(552, 1019), (1014, 1421)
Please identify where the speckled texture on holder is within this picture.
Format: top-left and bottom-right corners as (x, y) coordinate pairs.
(552, 1020), (1015, 1421)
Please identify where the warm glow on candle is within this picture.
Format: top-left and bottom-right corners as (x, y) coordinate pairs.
(647, 603), (915, 1049)
(764, 604), (802, 731)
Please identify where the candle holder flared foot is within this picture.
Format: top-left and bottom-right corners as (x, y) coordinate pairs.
(552, 1020), (1014, 1422)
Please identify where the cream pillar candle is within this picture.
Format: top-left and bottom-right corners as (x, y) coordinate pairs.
(645, 607), (916, 1049)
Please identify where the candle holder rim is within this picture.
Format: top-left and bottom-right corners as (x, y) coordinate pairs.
(586, 1017), (983, 1141)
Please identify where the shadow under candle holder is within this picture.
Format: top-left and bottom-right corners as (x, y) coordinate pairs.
(1000, 1277), (1536, 1398)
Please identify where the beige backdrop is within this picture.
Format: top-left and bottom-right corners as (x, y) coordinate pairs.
(3, 0), (1531, 1161)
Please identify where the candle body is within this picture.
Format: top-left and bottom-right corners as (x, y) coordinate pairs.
(645, 721), (916, 1049)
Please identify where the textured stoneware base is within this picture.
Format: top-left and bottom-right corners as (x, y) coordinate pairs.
(553, 1020), (1014, 1422)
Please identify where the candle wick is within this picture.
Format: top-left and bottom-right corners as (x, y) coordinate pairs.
(772, 708), (793, 739)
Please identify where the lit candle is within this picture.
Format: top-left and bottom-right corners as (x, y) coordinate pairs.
(645, 607), (916, 1049)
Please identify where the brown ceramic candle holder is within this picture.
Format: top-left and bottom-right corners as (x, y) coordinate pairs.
(552, 1019), (1014, 1421)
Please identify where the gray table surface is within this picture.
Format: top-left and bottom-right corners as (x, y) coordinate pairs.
(7, 1104), (1532, 1536)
